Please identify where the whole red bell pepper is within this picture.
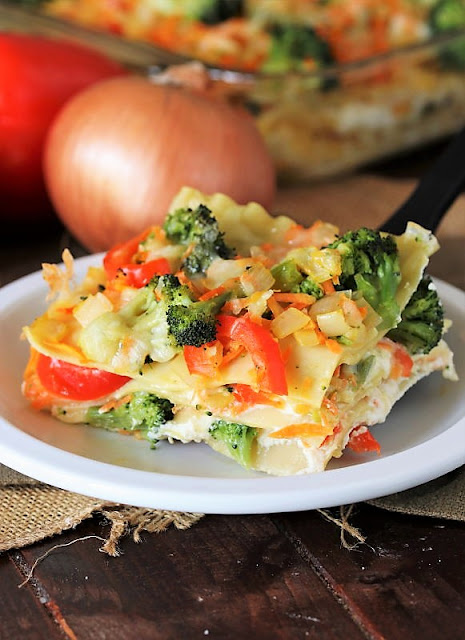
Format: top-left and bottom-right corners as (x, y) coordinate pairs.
(0, 33), (126, 223)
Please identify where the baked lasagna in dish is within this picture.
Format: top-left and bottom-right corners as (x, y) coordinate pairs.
(22, 188), (457, 475)
(42, 0), (462, 73)
(26, 0), (465, 180)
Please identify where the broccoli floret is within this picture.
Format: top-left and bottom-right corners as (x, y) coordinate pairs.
(163, 204), (234, 277)
(85, 391), (174, 442)
(298, 277), (324, 299)
(156, 273), (193, 306)
(271, 259), (324, 298)
(430, 0), (465, 68)
(263, 22), (334, 73)
(430, 0), (465, 32)
(387, 275), (444, 354)
(209, 419), (258, 468)
(157, 274), (230, 347)
(200, 0), (243, 24)
(328, 228), (401, 330)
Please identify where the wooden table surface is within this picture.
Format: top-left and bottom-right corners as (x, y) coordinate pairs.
(1, 147), (465, 640)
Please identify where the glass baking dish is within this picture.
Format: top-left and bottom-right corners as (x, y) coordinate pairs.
(3, 1), (465, 183)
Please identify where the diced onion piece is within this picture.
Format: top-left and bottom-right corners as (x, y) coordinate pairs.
(80, 266), (106, 291)
(73, 292), (113, 327)
(246, 290), (273, 320)
(294, 328), (321, 347)
(240, 262), (275, 296)
(288, 247), (341, 283)
(309, 292), (341, 319)
(316, 309), (351, 337)
(341, 296), (364, 327)
(205, 258), (248, 289)
(345, 325), (367, 345)
(271, 307), (310, 339)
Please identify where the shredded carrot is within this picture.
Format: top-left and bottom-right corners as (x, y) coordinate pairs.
(312, 325), (327, 345)
(54, 306), (75, 315)
(322, 279), (336, 295)
(284, 224), (303, 242)
(320, 422), (342, 448)
(220, 343), (245, 368)
(174, 270), (201, 297)
(359, 305), (368, 318)
(98, 394), (132, 413)
(174, 270), (190, 286)
(273, 292), (316, 306)
(287, 302), (313, 311)
(267, 296), (284, 317)
(378, 338), (394, 351)
(325, 339), (343, 353)
(269, 423), (334, 439)
(323, 395), (339, 416)
(199, 286), (226, 301)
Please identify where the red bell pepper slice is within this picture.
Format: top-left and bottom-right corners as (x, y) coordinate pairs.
(216, 315), (288, 395)
(103, 226), (171, 286)
(121, 258), (171, 287)
(347, 426), (381, 454)
(184, 341), (223, 377)
(36, 354), (131, 401)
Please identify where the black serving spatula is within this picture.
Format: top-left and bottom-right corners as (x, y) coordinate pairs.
(378, 127), (465, 235)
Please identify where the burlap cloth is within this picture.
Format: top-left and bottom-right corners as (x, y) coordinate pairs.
(1, 175), (464, 554)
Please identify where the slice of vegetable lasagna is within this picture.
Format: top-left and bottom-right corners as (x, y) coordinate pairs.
(22, 188), (457, 475)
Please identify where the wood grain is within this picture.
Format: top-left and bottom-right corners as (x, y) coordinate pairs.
(277, 505), (465, 640)
(0, 555), (63, 639)
(17, 516), (366, 640)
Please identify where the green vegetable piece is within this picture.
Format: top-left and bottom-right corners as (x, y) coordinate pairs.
(387, 275), (444, 354)
(271, 259), (304, 291)
(85, 392), (174, 441)
(328, 228), (401, 330)
(209, 419), (258, 469)
(430, 0), (465, 68)
(297, 277), (324, 299)
(166, 290), (230, 347)
(356, 355), (375, 386)
(200, 0), (243, 24)
(163, 204), (234, 277)
(264, 22), (334, 73)
(271, 259), (324, 298)
(158, 274), (230, 347)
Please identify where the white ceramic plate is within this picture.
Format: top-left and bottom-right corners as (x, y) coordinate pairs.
(0, 255), (464, 514)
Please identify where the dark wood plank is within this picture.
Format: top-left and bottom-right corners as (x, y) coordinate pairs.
(18, 514), (366, 640)
(0, 223), (87, 288)
(277, 504), (465, 640)
(0, 554), (64, 640)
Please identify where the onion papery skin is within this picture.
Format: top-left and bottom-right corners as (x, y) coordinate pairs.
(44, 76), (276, 252)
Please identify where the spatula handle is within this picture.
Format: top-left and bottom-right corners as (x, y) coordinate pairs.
(379, 127), (465, 235)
